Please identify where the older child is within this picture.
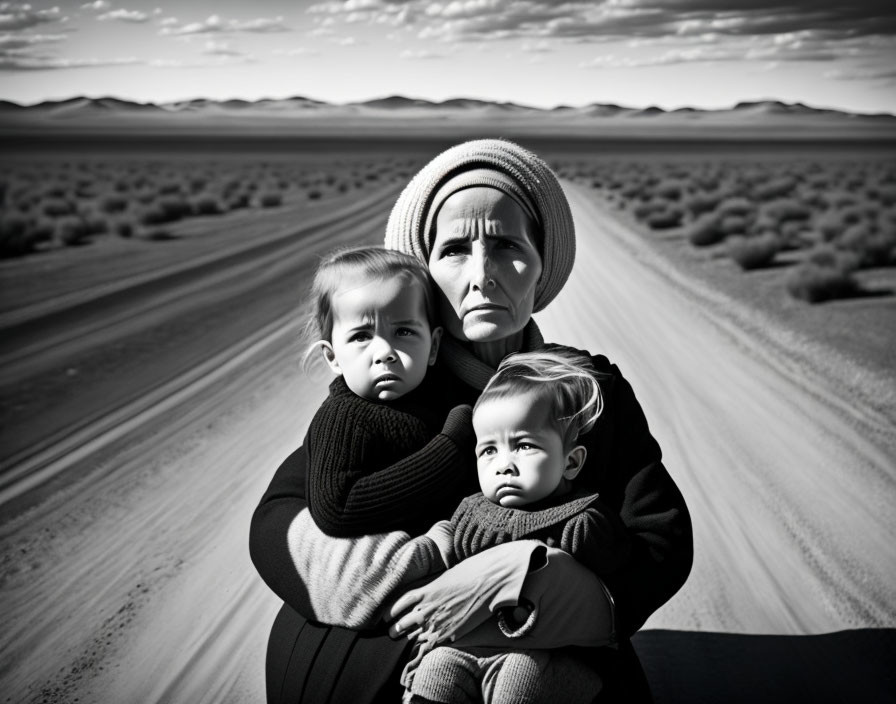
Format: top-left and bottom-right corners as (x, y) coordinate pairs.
(302, 245), (476, 541)
(402, 348), (631, 704)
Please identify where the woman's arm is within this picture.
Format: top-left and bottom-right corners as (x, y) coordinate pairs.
(590, 360), (694, 639)
(249, 444), (315, 614)
(249, 445), (445, 626)
(308, 403), (475, 537)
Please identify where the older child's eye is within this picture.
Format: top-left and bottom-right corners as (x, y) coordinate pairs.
(349, 332), (371, 342)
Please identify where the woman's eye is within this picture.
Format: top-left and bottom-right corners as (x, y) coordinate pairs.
(517, 442), (535, 451)
(479, 446), (497, 457)
(396, 327), (418, 337)
(494, 237), (520, 251)
(442, 244), (469, 257)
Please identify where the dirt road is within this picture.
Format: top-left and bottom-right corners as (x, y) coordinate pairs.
(1, 183), (893, 703)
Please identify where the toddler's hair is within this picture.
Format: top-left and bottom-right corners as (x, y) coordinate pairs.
(474, 348), (603, 448)
(302, 245), (437, 366)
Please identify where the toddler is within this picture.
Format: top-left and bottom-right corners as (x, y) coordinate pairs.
(403, 347), (631, 704)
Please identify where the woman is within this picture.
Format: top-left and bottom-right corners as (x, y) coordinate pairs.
(250, 139), (693, 703)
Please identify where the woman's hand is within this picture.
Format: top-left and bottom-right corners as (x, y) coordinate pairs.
(385, 540), (540, 646)
(455, 547), (616, 650)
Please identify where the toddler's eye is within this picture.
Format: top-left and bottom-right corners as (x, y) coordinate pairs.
(349, 332), (371, 342)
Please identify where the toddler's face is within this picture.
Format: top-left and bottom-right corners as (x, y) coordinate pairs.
(473, 390), (572, 508)
(323, 275), (441, 401)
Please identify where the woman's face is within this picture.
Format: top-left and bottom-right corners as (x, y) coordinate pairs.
(427, 187), (542, 343)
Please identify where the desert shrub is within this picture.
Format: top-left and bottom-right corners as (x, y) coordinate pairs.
(190, 177), (208, 194)
(646, 207), (683, 230)
(0, 214), (34, 257)
(99, 194), (129, 214)
(259, 192), (283, 208)
(42, 198), (76, 217)
(56, 216), (93, 246)
(753, 176), (797, 201)
(158, 181), (183, 195)
(786, 261), (858, 303)
(116, 221), (134, 238)
(727, 234), (780, 270)
(718, 214), (750, 236)
(686, 213), (724, 246)
(307, 190), (322, 201)
(139, 196), (192, 225)
(838, 223), (896, 267)
(715, 197), (755, 219)
(227, 193), (251, 210)
(44, 184), (68, 199)
(761, 198), (811, 223)
(685, 191), (725, 218)
(877, 185), (896, 207)
(193, 195), (223, 215)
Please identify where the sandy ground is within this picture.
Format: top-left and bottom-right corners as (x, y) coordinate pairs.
(1, 183), (894, 703)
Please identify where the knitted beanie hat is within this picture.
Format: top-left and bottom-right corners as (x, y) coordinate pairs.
(384, 139), (576, 313)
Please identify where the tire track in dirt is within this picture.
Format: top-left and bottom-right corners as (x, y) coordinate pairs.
(0, 194), (394, 505)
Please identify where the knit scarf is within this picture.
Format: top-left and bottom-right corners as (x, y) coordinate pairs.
(440, 319), (545, 391)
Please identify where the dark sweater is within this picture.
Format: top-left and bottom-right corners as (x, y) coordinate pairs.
(250, 349), (692, 641)
(445, 490), (631, 577)
(306, 375), (477, 538)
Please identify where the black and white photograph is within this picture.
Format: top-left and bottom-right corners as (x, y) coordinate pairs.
(1, 1), (894, 702)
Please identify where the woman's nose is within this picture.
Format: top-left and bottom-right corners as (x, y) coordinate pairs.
(470, 242), (496, 292)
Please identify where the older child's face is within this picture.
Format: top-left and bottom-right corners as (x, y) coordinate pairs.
(322, 275), (441, 402)
(473, 391), (576, 508)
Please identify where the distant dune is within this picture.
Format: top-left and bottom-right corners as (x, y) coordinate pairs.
(1, 95), (894, 140)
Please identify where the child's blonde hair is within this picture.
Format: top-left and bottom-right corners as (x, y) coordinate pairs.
(302, 245), (437, 367)
(474, 348), (603, 448)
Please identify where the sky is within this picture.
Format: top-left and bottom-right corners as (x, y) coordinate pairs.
(1, 0), (895, 113)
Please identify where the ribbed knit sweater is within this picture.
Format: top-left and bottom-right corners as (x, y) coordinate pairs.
(306, 374), (478, 538)
(444, 491), (631, 577)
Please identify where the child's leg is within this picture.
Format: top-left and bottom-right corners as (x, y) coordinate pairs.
(482, 650), (603, 704)
(408, 646), (481, 704)
(481, 650), (549, 704)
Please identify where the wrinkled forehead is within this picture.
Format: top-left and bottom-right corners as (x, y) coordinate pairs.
(435, 187), (535, 239)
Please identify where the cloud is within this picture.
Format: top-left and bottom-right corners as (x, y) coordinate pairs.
(0, 31), (66, 50)
(80, 1), (110, 10)
(0, 3), (64, 31)
(304, 0), (896, 45)
(272, 46), (320, 56)
(825, 65), (896, 82)
(98, 9), (151, 23)
(158, 16), (178, 27)
(398, 48), (445, 59)
(160, 14), (290, 36)
(0, 54), (138, 70)
(202, 39), (248, 57)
